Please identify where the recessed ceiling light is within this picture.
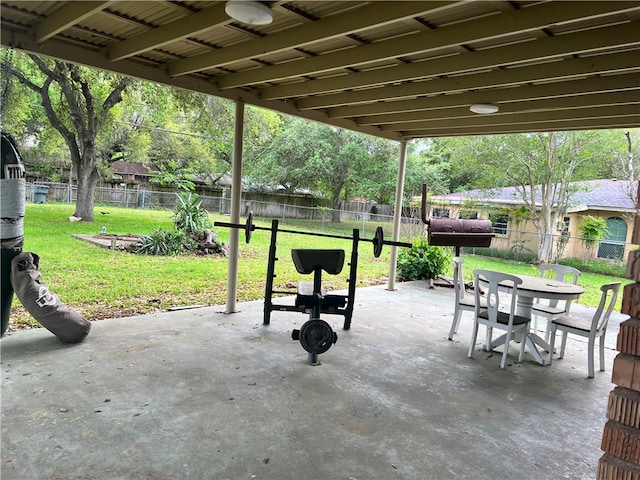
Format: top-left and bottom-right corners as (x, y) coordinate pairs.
(225, 0), (273, 25)
(470, 104), (499, 114)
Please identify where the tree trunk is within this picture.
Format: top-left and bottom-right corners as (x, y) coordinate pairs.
(538, 232), (554, 264)
(73, 164), (99, 222)
(331, 194), (341, 223)
(535, 208), (561, 263)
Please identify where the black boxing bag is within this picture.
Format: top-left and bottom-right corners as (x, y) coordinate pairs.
(11, 252), (91, 343)
(1, 130), (25, 335)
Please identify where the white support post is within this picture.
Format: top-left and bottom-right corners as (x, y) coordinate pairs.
(225, 101), (245, 313)
(387, 140), (408, 291)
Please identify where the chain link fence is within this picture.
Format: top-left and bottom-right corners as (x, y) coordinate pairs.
(26, 181), (423, 234)
(26, 182), (631, 261)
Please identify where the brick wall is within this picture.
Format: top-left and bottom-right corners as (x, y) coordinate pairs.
(598, 185), (640, 479)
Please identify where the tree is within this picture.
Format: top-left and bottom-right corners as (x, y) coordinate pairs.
(243, 115), (314, 192)
(440, 131), (614, 262)
(307, 125), (372, 222)
(4, 52), (130, 221)
(174, 93), (281, 187)
(403, 141), (450, 201)
(610, 129), (640, 208)
(254, 120), (373, 222)
(1, 51), (67, 179)
(107, 83), (220, 189)
(1, 49), (38, 130)
(420, 136), (478, 193)
(349, 137), (399, 204)
(166, 92), (236, 186)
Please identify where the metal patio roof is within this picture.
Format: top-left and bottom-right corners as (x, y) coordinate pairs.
(1, 1), (640, 141)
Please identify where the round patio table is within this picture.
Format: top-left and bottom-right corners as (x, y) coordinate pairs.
(481, 273), (585, 365)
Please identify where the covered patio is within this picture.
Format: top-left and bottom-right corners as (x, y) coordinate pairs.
(1, 2), (638, 478)
(1, 281), (626, 479)
(2, 0), (639, 307)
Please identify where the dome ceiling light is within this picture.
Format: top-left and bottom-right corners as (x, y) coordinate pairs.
(470, 103), (499, 114)
(225, 0), (273, 25)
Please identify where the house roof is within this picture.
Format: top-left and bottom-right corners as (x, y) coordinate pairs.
(111, 160), (153, 177)
(1, 1), (639, 141)
(431, 179), (638, 213)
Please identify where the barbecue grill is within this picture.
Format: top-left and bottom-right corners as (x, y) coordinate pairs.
(421, 184), (495, 255)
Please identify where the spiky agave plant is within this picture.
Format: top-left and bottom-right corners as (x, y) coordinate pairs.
(133, 229), (194, 256)
(173, 192), (211, 234)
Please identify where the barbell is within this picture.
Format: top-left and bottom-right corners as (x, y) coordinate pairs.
(214, 212), (411, 258)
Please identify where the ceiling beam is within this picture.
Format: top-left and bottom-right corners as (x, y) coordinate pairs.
(390, 104), (640, 132)
(215, 1), (637, 89)
(328, 62), (640, 118)
(354, 78), (640, 125)
(293, 22), (640, 109)
(368, 90), (640, 126)
(263, 32), (639, 102)
(360, 91), (639, 126)
(404, 116), (640, 138)
(34, 1), (113, 43)
(167, 1), (450, 77)
(107, 4), (230, 61)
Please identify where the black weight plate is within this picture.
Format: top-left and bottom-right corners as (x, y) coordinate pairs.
(298, 319), (336, 354)
(373, 226), (384, 258)
(245, 211), (253, 243)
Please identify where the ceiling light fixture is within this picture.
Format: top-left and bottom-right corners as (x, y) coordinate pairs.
(470, 103), (499, 114)
(225, 0), (273, 25)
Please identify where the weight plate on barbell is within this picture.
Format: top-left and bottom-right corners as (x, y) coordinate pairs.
(373, 226), (384, 258)
(245, 211), (253, 243)
(298, 319), (337, 354)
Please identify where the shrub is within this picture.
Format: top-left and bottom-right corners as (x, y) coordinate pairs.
(558, 257), (626, 277)
(397, 238), (451, 281)
(129, 193), (221, 256)
(579, 215), (609, 248)
(469, 247), (537, 264)
(579, 215), (608, 261)
(173, 192), (211, 234)
(133, 229), (195, 256)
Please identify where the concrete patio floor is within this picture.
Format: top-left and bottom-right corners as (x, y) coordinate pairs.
(1, 280), (626, 480)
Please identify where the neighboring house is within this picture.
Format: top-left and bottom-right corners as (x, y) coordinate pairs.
(109, 161), (155, 186)
(429, 179), (638, 262)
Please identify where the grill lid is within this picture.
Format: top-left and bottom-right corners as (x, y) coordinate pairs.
(421, 184), (495, 248)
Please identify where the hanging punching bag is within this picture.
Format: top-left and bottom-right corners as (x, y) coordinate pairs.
(1, 130), (26, 335)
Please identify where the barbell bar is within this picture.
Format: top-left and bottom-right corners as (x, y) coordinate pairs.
(214, 212), (411, 258)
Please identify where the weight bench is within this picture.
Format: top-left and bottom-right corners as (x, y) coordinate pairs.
(290, 249), (343, 364)
(213, 215), (412, 364)
(263, 219), (358, 330)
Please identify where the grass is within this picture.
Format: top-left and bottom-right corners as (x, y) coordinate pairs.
(456, 256), (629, 309)
(5, 203), (630, 331)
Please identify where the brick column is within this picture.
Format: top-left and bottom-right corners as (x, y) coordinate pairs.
(598, 184), (640, 479)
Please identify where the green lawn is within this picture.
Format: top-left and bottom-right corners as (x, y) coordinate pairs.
(5, 203), (630, 331)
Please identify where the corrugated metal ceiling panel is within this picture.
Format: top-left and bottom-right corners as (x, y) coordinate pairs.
(0, 0), (637, 140)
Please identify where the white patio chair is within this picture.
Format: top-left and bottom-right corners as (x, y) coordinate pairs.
(468, 269), (531, 369)
(449, 257), (486, 340)
(531, 264), (581, 343)
(547, 282), (621, 378)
